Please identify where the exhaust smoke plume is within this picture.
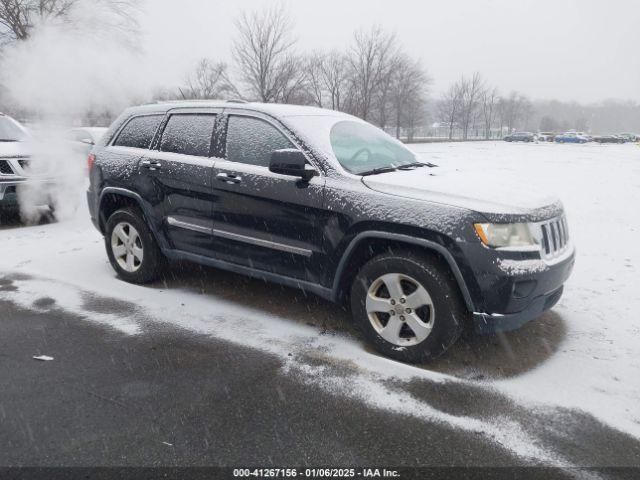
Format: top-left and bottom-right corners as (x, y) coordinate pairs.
(0, 0), (146, 222)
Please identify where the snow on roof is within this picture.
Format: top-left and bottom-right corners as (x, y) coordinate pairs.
(132, 100), (352, 121)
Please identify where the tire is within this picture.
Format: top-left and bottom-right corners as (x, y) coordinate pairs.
(350, 250), (469, 363)
(105, 207), (165, 284)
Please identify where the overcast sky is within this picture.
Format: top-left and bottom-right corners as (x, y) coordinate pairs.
(142, 0), (639, 103)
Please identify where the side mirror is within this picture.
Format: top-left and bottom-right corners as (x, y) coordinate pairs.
(269, 149), (316, 181)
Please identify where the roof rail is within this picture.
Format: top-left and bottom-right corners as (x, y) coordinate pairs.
(155, 99), (226, 104)
(226, 99), (248, 104)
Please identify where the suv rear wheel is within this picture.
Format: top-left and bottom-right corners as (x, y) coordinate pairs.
(105, 207), (165, 284)
(350, 250), (468, 363)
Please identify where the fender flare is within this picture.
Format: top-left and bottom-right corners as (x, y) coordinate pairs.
(98, 187), (167, 250)
(331, 231), (476, 312)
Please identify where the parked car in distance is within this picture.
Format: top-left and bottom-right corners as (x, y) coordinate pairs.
(0, 113), (57, 211)
(87, 101), (575, 363)
(554, 132), (588, 144)
(504, 132), (535, 142)
(66, 127), (108, 157)
(617, 133), (636, 143)
(593, 135), (625, 144)
(577, 133), (593, 142)
(537, 132), (555, 142)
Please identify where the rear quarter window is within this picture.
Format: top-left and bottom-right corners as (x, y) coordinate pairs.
(113, 115), (164, 149)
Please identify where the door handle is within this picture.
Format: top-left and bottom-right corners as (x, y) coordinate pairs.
(216, 172), (242, 184)
(140, 160), (162, 172)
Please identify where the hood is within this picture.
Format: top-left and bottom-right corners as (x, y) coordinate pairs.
(362, 165), (561, 220)
(0, 140), (31, 159)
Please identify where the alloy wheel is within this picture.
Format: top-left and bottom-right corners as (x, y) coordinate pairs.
(366, 273), (435, 346)
(111, 222), (144, 273)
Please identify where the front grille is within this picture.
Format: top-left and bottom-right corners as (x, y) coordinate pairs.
(18, 159), (30, 170)
(5, 186), (16, 194)
(0, 160), (14, 175)
(539, 215), (570, 259)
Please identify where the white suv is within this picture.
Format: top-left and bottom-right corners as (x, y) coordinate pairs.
(0, 113), (55, 211)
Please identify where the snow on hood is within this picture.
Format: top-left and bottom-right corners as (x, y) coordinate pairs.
(0, 140), (31, 158)
(362, 165), (560, 216)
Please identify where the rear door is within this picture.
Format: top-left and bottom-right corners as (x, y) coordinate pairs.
(209, 111), (327, 283)
(141, 108), (221, 257)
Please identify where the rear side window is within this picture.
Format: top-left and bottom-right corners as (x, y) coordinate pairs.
(114, 115), (163, 149)
(226, 116), (294, 167)
(160, 114), (216, 157)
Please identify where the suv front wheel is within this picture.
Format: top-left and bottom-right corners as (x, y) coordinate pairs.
(105, 207), (165, 284)
(350, 250), (468, 363)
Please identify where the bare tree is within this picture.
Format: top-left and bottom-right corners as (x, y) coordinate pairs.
(539, 115), (558, 132)
(0, 0), (139, 44)
(520, 96), (534, 131)
(232, 3), (301, 103)
(82, 0), (140, 43)
(319, 50), (348, 111)
(0, 0), (76, 41)
(389, 54), (429, 139)
(438, 83), (463, 140)
(184, 58), (234, 100)
(480, 86), (498, 139)
(346, 25), (398, 121)
(273, 53), (307, 104)
(500, 91), (533, 132)
(458, 72), (484, 139)
(303, 52), (326, 107)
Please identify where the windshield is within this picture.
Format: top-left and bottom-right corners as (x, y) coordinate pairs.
(0, 116), (28, 142)
(330, 121), (416, 174)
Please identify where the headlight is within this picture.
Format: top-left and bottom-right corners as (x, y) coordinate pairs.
(474, 223), (535, 248)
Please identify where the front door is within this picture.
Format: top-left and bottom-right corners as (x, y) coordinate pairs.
(210, 112), (327, 283)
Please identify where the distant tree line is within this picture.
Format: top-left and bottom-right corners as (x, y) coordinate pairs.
(1, 2), (638, 137)
(533, 99), (640, 135)
(435, 73), (535, 139)
(434, 73), (640, 138)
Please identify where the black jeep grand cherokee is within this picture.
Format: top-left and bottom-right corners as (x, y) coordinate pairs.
(87, 101), (575, 362)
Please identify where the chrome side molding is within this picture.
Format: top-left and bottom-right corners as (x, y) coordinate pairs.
(166, 216), (313, 257)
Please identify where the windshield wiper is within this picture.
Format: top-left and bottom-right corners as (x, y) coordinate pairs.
(359, 166), (398, 176)
(398, 161), (438, 169)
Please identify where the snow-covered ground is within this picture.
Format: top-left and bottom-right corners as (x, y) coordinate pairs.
(410, 141), (640, 436)
(1, 141), (639, 465)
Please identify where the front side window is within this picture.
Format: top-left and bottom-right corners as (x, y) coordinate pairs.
(114, 115), (163, 149)
(330, 121), (416, 174)
(160, 114), (216, 157)
(226, 115), (294, 167)
(0, 116), (28, 142)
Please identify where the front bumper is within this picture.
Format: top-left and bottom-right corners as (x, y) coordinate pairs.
(459, 242), (576, 333)
(473, 285), (565, 333)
